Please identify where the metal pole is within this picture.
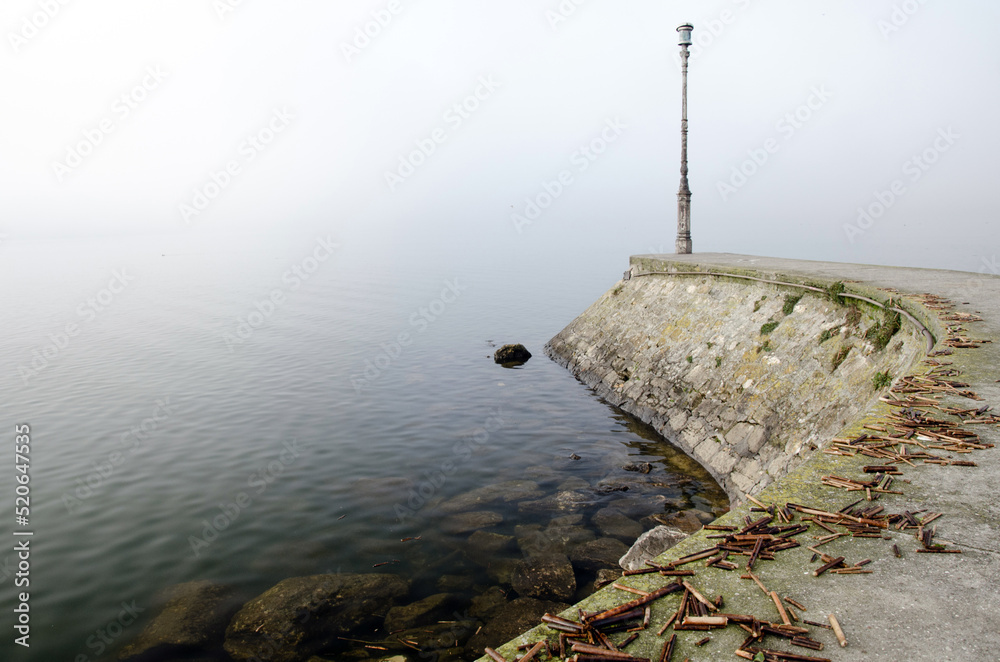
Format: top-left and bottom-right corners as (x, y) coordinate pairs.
(676, 32), (692, 254)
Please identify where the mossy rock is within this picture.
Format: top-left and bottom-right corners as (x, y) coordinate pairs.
(494, 344), (532, 365)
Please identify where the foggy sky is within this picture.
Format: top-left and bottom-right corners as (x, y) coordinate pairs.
(1, 0), (998, 273)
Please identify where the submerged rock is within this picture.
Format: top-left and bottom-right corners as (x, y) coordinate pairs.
(591, 507), (643, 542)
(517, 521), (594, 558)
(652, 509), (705, 533)
(118, 580), (239, 661)
(441, 510), (503, 534)
(556, 476), (590, 492)
(223, 573), (410, 662)
(464, 530), (516, 557)
(622, 462), (653, 474)
(523, 465), (560, 483)
(438, 480), (542, 513)
(604, 494), (670, 519)
(469, 586), (508, 620)
(484, 557), (521, 585)
(593, 474), (659, 495)
(437, 574), (474, 593)
(549, 513), (585, 527)
(494, 344), (532, 365)
(511, 554), (576, 601)
(618, 526), (689, 571)
(594, 483), (630, 495)
(389, 620), (479, 658)
(465, 597), (570, 657)
(384, 593), (463, 633)
(593, 568), (621, 591)
(569, 538), (629, 571)
(518, 490), (591, 515)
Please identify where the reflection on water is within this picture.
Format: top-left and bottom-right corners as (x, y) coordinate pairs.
(0, 235), (728, 661)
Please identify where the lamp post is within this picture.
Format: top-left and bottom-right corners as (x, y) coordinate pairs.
(675, 23), (693, 254)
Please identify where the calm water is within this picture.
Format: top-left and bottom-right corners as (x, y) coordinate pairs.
(0, 234), (727, 661)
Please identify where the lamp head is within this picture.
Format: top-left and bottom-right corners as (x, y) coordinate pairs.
(677, 23), (693, 46)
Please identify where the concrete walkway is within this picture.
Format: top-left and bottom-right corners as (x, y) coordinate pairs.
(484, 254), (1000, 662)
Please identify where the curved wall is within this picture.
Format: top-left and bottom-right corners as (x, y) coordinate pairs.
(545, 257), (928, 502)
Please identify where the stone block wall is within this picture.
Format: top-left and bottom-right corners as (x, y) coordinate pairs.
(545, 259), (926, 503)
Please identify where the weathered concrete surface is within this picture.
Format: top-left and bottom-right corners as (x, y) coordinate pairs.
(481, 254), (1000, 662)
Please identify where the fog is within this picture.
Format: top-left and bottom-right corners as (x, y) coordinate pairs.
(2, 0), (998, 274)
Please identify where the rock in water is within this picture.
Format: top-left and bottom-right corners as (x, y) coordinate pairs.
(569, 537), (629, 571)
(511, 554), (577, 601)
(384, 593), (463, 632)
(440, 510), (503, 534)
(593, 568), (621, 591)
(470, 586), (508, 620)
(653, 509), (705, 533)
(223, 573), (410, 662)
(465, 597), (570, 657)
(118, 580), (239, 661)
(494, 344), (532, 365)
(591, 507), (643, 542)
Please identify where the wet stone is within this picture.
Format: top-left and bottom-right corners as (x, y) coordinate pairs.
(440, 510), (503, 534)
(464, 530), (516, 557)
(549, 513), (585, 527)
(494, 343), (532, 364)
(518, 522), (594, 558)
(593, 568), (621, 591)
(118, 580), (240, 661)
(469, 586), (508, 621)
(591, 507), (643, 542)
(465, 597), (571, 658)
(437, 574), (474, 593)
(604, 494), (670, 519)
(622, 461), (653, 473)
(568, 537), (630, 571)
(223, 573), (410, 662)
(523, 465), (560, 483)
(510, 554), (576, 602)
(557, 476), (590, 491)
(518, 490), (591, 515)
(384, 593), (463, 633)
(392, 620), (479, 657)
(593, 474), (659, 495)
(438, 480), (542, 513)
(652, 509), (705, 533)
(484, 557), (521, 585)
(513, 523), (542, 541)
(594, 483), (630, 495)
